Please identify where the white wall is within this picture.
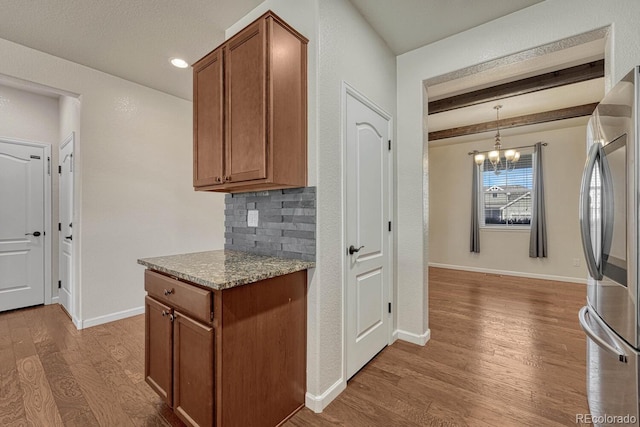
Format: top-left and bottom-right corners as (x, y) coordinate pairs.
(429, 124), (588, 282)
(315, 0), (396, 408)
(0, 84), (59, 299)
(397, 0), (640, 340)
(0, 84), (59, 142)
(228, 0), (397, 411)
(0, 38), (225, 326)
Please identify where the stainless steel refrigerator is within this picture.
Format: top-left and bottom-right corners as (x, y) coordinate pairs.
(578, 66), (639, 426)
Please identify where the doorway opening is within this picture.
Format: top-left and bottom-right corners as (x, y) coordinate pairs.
(424, 28), (608, 284)
(0, 76), (81, 324)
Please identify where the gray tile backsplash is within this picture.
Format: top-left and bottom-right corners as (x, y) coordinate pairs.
(224, 187), (316, 261)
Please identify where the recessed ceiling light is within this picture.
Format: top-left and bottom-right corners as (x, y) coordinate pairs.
(170, 58), (189, 69)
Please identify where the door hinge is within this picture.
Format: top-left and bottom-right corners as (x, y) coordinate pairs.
(388, 140), (391, 151)
(388, 302), (392, 314)
(58, 223), (61, 231)
(47, 157), (51, 175)
(58, 280), (62, 289)
(58, 165), (62, 174)
(388, 221), (392, 232)
(211, 311), (214, 322)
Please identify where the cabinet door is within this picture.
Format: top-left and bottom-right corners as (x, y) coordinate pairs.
(173, 311), (214, 427)
(193, 48), (224, 187)
(145, 296), (173, 406)
(225, 19), (267, 183)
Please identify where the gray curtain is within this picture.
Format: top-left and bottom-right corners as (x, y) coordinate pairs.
(529, 142), (547, 257)
(470, 159), (480, 253)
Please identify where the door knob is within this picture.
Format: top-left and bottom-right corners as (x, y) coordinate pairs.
(348, 245), (365, 255)
(25, 231), (42, 237)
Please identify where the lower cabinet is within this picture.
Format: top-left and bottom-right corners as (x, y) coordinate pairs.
(144, 274), (214, 427)
(145, 296), (173, 406)
(173, 312), (214, 427)
(144, 269), (307, 427)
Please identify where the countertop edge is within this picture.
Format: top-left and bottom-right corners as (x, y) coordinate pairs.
(137, 258), (314, 291)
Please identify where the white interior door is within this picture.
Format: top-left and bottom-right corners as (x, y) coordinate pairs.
(59, 135), (74, 316)
(345, 90), (391, 379)
(0, 141), (46, 311)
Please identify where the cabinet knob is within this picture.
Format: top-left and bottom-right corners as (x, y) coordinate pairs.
(169, 313), (175, 322)
(216, 176), (222, 183)
(164, 289), (173, 296)
(161, 310), (168, 317)
(224, 176), (231, 182)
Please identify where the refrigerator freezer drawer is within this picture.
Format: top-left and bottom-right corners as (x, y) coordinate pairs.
(579, 306), (639, 426)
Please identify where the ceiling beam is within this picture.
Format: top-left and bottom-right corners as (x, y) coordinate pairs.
(428, 103), (598, 141)
(428, 59), (604, 115)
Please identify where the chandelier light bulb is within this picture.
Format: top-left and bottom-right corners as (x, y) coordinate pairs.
(513, 151), (521, 162)
(474, 153), (485, 165)
(504, 149), (516, 161)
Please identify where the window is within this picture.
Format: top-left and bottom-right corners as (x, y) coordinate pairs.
(479, 150), (534, 227)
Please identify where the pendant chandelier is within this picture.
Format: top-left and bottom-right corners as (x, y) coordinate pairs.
(474, 105), (520, 175)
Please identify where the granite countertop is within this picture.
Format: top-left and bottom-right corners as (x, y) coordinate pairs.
(137, 250), (315, 291)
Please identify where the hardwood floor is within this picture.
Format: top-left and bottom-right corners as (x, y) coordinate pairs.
(287, 268), (591, 427)
(0, 267), (591, 426)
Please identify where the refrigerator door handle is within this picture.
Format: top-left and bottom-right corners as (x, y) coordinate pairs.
(579, 143), (603, 280)
(579, 306), (628, 363)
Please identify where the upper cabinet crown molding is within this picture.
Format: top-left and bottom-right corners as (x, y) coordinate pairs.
(193, 11), (308, 193)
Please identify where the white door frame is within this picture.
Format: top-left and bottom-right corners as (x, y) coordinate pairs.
(341, 81), (395, 382)
(0, 136), (53, 305)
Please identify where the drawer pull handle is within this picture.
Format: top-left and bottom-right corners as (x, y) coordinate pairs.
(164, 289), (174, 296)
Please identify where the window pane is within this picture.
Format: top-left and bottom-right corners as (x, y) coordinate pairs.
(480, 150), (534, 226)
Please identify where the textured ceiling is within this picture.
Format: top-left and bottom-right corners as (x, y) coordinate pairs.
(0, 0), (262, 100)
(348, 0), (545, 54)
(0, 0), (582, 106)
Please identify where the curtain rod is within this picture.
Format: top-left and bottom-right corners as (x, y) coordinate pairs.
(467, 142), (547, 156)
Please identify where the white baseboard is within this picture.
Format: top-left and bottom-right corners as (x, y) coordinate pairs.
(305, 378), (346, 413)
(428, 262), (587, 284)
(396, 328), (431, 346)
(50, 296), (59, 304)
(79, 306), (145, 329)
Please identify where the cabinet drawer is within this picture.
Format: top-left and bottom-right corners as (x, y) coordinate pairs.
(145, 270), (212, 324)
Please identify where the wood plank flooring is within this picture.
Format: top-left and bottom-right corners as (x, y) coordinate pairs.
(0, 267), (591, 426)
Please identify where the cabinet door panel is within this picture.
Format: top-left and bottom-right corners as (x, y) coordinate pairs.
(145, 296), (173, 407)
(194, 49), (224, 187)
(174, 311), (214, 427)
(225, 19), (267, 183)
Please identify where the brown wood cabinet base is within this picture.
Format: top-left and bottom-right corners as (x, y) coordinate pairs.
(145, 270), (307, 427)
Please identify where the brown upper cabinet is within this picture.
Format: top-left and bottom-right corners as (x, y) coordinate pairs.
(193, 11), (308, 192)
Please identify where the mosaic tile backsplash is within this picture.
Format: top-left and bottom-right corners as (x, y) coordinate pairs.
(224, 187), (316, 261)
